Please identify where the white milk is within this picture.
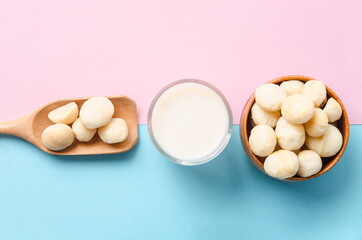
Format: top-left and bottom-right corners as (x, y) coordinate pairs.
(151, 83), (230, 162)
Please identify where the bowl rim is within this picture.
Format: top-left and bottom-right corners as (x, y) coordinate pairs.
(239, 75), (350, 181)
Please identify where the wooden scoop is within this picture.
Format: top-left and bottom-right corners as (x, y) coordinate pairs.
(0, 96), (138, 155)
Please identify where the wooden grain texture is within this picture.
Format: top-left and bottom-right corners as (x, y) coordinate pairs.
(239, 75), (350, 181)
(0, 96), (138, 155)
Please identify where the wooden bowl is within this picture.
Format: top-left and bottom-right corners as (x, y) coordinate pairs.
(239, 75), (350, 181)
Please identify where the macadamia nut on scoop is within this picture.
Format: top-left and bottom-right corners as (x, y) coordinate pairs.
(255, 83), (287, 111)
(98, 118), (129, 144)
(297, 150), (322, 177)
(41, 124), (74, 151)
(280, 80), (304, 96)
(305, 108), (328, 137)
(264, 150), (299, 179)
(281, 94), (315, 124)
(306, 124), (343, 157)
(72, 118), (97, 142)
(275, 117), (305, 150)
(80, 97), (114, 129)
(48, 102), (78, 124)
(249, 125), (276, 157)
(301, 80), (326, 107)
(251, 103), (280, 128)
(323, 98), (342, 122)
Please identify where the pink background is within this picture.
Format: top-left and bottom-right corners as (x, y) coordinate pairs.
(0, 0), (361, 124)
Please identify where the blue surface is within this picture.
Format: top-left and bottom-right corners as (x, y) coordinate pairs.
(0, 125), (362, 240)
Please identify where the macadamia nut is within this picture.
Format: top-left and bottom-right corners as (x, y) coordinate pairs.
(41, 124), (74, 151)
(72, 118), (97, 142)
(306, 124), (343, 157)
(281, 94), (315, 124)
(275, 117), (305, 150)
(323, 98), (342, 122)
(251, 103), (280, 128)
(305, 108), (328, 137)
(98, 118), (129, 144)
(255, 84), (287, 111)
(301, 80), (326, 107)
(48, 102), (78, 124)
(249, 125), (276, 157)
(297, 150), (322, 177)
(80, 97), (114, 129)
(264, 150), (299, 179)
(280, 80), (304, 96)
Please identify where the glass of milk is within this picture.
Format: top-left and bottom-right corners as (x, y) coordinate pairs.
(148, 79), (233, 165)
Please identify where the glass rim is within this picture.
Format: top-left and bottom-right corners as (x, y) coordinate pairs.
(147, 79), (233, 166)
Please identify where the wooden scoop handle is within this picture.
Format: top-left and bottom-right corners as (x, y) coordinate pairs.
(0, 114), (34, 142)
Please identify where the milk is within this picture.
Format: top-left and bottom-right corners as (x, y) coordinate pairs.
(151, 82), (230, 162)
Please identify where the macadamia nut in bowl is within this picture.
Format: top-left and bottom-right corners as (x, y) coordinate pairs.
(255, 83), (287, 111)
(251, 103), (280, 128)
(249, 125), (276, 157)
(275, 117), (305, 151)
(240, 75), (349, 181)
